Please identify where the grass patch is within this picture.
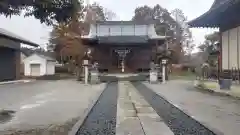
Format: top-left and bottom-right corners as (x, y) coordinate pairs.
(204, 82), (218, 89)
(170, 71), (196, 80)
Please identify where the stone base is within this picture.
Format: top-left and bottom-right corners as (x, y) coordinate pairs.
(149, 71), (158, 83)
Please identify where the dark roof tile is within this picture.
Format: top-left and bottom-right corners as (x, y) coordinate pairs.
(188, 0), (240, 27)
(97, 36), (149, 44)
(0, 28), (39, 47)
(210, 0), (230, 9)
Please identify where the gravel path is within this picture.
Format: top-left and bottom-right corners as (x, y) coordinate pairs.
(76, 82), (118, 135)
(132, 82), (216, 135)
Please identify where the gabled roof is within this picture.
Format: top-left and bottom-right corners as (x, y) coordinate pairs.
(188, 0), (240, 28)
(21, 49), (33, 57)
(24, 52), (55, 62)
(0, 28), (39, 47)
(37, 54), (55, 61)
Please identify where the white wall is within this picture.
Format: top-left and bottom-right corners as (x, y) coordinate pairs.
(229, 28), (238, 68)
(221, 26), (240, 70)
(89, 24), (153, 37)
(46, 61), (56, 75)
(222, 31), (229, 69)
(23, 54), (47, 76)
(135, 25), (147, 36)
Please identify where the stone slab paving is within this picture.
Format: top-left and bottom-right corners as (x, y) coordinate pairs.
(117, 81), (144, 135)
(144, 80), (240, 135)
(0, 80), (106, 135)
(116, 81), (173, 135)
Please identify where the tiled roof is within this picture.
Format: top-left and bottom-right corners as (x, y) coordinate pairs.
(37, 54), (55, 61)
(210, 0), (230, 9)
(97, 36), (149, 44)
(188, 0), (240, 27)
(0, 28), (39, 47)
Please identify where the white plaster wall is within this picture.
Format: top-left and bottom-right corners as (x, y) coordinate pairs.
(92, 24), (153, 36)
(98, 25), (109, 36)
(121, 25), (134, 35)
(222, 26), (240, 70)
(46, 61), (56, 75)
(229, 27), (238, 68)
(222, 31), (229, 70)
(23, 54), (47, 76)
(135, 25), (147, 36)
(109, 26), (121, 36)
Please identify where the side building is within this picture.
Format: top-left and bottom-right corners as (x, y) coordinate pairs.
(188, 0), (240, 74)
(0, 28), (38, 81)
(81, 21), (168, 73)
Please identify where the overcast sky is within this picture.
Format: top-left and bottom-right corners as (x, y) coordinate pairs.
(0, 0), (217, 50)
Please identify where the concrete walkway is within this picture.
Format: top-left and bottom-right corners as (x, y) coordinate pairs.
(0, 80), (106, 135)
(145, 80), (240, 135)
(117, 81), (173, 135)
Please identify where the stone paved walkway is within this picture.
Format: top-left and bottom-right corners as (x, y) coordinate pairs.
(145, 80), (240, 135)
(117, 81), (173, 135)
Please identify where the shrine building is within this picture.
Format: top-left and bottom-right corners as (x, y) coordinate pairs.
(82, 21), (168, 73)
(188, 0), (240, 73)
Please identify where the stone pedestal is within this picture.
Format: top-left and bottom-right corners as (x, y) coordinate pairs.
(90, 70), (100, 84)
(149, 70), (158, 83)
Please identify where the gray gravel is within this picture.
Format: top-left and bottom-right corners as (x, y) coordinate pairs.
(76, 82), (118, 135)
(132, 82), (216, 135)
(99, 75), (147, 82)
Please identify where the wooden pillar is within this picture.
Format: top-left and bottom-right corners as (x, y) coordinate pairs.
(237, 27), (240, 70)
(228, 30), (230, 70)
(15, 50), (21, 80)
(218, 31), (223, 80)
(237, 27), (240, 83)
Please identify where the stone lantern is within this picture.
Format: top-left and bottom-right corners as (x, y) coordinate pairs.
(82, 48), (92, 84)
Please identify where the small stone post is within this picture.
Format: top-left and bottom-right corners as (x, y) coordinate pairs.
(83, 59), (89, 84)
(149, 62), (158, 83)
(162, 59), (167, 83)
(121, 61), (124, 73)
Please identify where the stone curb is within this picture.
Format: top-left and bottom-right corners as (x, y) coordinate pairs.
(68, 83), (107, 135)
(0, 80), (34, 85)
(147, 84), (224, 135)
(194, 85), (240, 100)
